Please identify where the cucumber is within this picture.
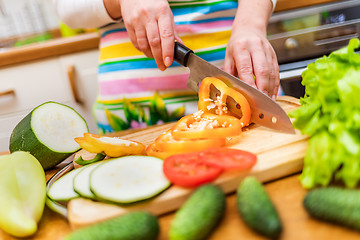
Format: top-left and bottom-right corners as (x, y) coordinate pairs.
(47, 167), (83, 202)
(73, 161), (105, 199)
(90, 156), (171, 204)
(9, 101), (88, 170)
(236, 176), (282, 239)
(64, 211), (159, 240)
(304, 187), (360, 231)
(169, 184), (226, 240)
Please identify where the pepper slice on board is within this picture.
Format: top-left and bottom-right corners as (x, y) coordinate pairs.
(154, 129), (226, 153)
(171, 112), (243, 139)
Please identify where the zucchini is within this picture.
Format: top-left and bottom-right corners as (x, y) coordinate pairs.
(47, 167), (82, 202)
(0, 151), (47, 237)
(9, 102), (88, 170)
(45, 197), (68, 218)
(90, 156), (171, 204)
(73, 161), (105, 199)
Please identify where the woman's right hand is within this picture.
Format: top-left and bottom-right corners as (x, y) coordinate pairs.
(119, 0), (181, 71)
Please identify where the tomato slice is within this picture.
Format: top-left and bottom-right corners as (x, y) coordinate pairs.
(163, 152), (223, 188)
(198, 147), (257, 170)
(198, 77), (251, 127)
(171, 112), (242, 139)
(154, 129), (226, 153)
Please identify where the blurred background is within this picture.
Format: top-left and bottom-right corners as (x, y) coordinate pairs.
(0, 0), (59, 49)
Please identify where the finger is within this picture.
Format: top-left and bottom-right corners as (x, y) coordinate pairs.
(158, 13), (175, 67)
(135, 27), (153, 58)
(224, 50), (237, 76)
(264, 45), (275, 97)
(272, 51), (280, 98)
(234, 50), (256, 88)
(125, 23), (140, 51)
(251, 45), (271, 96)
(146, 21), (166, 70)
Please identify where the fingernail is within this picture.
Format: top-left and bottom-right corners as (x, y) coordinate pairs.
(164, 57), (172, 67)
(272, 94), (276, 100)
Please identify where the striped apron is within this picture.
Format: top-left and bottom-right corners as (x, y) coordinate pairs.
(94, 0), (238, 134)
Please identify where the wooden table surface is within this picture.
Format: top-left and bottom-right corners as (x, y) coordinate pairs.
(1, 169), (360, 240)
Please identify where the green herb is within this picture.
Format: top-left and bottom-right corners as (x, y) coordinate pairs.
(289, 38), (360, 188)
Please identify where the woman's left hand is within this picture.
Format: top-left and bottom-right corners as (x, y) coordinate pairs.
(224, 27), (279, 99)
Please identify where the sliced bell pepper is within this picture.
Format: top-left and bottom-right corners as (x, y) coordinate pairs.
(198, 77), (251, 127)
(171, 112), (242, 139)
(145, 142), (177, 160)
(154, 129), (226, 154)
(74, 133), (146, 157)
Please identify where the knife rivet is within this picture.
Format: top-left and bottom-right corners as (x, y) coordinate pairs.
(259, 113), (264, 119)
(272, 117), (277, 124)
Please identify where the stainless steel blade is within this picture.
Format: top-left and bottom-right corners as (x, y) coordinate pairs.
(186, 53), (295, 134)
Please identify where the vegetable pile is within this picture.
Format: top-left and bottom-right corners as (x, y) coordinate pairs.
(289, 38), (360, 188)
(146, 77), (252, 159)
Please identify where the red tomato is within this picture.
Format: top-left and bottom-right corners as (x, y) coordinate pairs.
(198, 148), (257, 170)
(163, 152), (223, 188)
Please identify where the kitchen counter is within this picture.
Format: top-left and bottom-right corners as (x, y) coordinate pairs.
(1, 170), (360, 240)
(0, 0), (339, 68)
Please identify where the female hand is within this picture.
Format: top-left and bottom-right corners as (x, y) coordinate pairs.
(224, 0), (279, 99)
(224, 27), (279, 98)
(120, 0), (181, 71)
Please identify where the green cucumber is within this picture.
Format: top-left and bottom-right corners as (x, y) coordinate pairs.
(90, 156), (171, 204)
(73, 161), (105, 199)
(304, 187), (360, 231)
(64, 211), (159, 240)
(236, 176), (282, 239)
(74, 153), (106, 166)
(9, 101), (88, 170)
(169, 184), (226, 240)
(47, 167), (83, 202)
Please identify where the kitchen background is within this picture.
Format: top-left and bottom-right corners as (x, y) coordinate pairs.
(0, 0), (60, 49)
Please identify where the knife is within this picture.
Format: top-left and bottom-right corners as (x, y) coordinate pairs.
(173, 42), (295, 134)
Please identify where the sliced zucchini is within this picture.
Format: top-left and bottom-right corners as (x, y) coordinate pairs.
(90, 156), (171, 204)
(45, 197), (68, 218)
(47, 167), (83, 202)
(9, 102), (88, 170)
(73, 161), (105, 199)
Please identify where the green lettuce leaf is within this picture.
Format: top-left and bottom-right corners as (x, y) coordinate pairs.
(289, 38), (360, 188)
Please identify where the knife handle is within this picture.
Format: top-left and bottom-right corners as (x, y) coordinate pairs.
(174, 41), (193, 67)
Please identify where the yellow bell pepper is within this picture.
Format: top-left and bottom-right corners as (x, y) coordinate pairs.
(75, 133), (146, 157)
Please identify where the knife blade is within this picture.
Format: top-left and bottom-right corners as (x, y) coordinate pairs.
(173, 42), (295, 134)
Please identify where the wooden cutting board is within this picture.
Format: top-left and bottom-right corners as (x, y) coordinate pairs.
(67, 96), (309, 229)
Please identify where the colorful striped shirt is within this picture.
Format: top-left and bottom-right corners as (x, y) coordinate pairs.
(94, 0), (242, 133)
